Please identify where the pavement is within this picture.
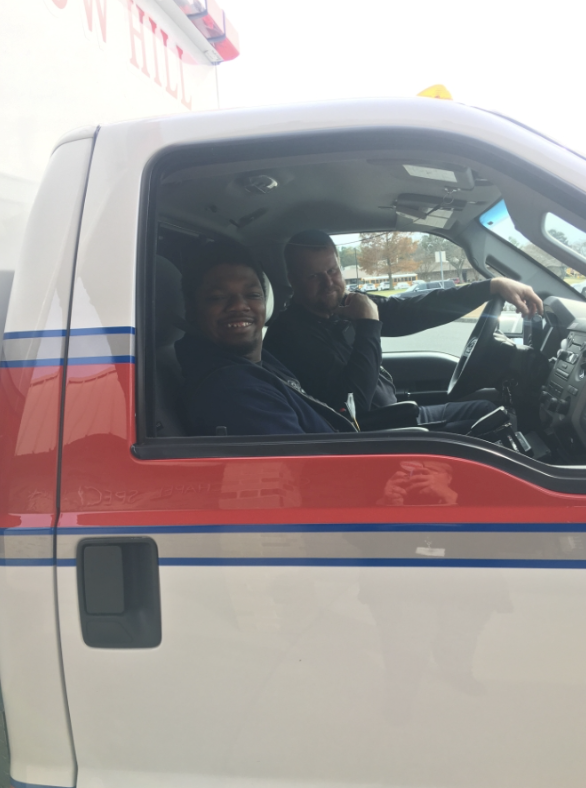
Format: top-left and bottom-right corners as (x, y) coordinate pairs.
(381, 319), (474, 356)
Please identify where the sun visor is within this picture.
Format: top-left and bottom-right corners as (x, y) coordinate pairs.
(402, 163), (475, 190)
(395, 193), (466, 229)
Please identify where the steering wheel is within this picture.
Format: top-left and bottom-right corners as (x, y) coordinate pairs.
(447, 296), (505, 399)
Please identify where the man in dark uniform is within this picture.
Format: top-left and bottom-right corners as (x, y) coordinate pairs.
(264, 230), (543, 433)
(175, 240), (356, 436)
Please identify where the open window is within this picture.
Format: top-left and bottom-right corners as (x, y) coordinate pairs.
(332, 230), (485, 357)
(135, 127), (586, 475)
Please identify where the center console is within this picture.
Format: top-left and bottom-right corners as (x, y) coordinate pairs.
(540, 318), (586, 458)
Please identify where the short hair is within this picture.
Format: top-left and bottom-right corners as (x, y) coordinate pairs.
(284, 230), (338, 272)
(182, 239), (266, 318)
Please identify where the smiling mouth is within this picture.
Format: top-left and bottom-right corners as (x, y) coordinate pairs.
(223, 320), (254, 330)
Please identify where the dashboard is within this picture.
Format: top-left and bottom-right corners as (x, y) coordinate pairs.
(539, 297), (586, 460)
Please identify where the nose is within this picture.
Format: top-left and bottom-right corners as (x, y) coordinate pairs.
(226, 293), (251, 311)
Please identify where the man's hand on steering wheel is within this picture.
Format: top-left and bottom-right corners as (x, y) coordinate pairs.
(489, 277), (543, 318)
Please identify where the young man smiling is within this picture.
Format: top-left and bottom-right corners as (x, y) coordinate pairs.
(175, 240), (356, 436)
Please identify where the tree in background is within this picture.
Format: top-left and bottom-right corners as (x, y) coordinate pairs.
(338, 246), (359, 269)
(415, 234), (470, 281)
(548, 228), (569, 246)
(547, 227), (586, 261)
(359, 232), (418, 279)
(450, 245), (469, 282)
(522, 242), (567, 278)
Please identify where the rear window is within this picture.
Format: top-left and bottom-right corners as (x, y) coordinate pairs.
(543, 213), (586, 262)
(479, 200), (586, 294)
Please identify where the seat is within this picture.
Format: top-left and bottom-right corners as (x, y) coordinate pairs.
(263, 272), (275, 329)
(358, 400), (421, 431)
(154, 256), (189, 437)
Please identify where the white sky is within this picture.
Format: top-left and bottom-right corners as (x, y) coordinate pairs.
(218, 0), (586, 155)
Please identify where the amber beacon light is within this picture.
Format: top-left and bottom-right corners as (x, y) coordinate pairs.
(417, 84), (454, 100)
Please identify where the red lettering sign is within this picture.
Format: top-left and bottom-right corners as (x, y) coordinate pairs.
(83, 0), (108, 43)
(47, 0), (200, 112)
(176, 46), (192, 110)
(127, 0), (149, 77)
(148, 17), (162, 87)
(160, 29), (178, 99)
(126, 0), (198, 110)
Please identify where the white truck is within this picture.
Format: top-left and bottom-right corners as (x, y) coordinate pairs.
(3, 96), (586, 788)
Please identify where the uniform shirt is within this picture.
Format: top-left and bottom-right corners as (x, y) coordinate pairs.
(264, 280), (492, 416)
(175, 333), (356, 436)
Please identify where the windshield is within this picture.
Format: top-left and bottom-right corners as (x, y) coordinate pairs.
(479, 200), (586, 294)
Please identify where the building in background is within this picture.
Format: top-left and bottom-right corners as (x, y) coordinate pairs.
(342, 266), (373, 288)
(0, 0), (239, 279)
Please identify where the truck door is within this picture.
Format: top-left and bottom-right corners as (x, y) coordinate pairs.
(55, 118), (586, 788)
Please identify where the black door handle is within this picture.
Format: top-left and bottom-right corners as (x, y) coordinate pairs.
(77, 537), (161, 648)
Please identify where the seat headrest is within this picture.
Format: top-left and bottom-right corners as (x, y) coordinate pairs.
(263, 272), (274, 323)
(155, 256), (185, 347)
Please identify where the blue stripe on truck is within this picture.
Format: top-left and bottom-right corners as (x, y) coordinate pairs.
(1, 326), (136, 367)
(3, 326), (135, 339)
(0, 358), (64, 368)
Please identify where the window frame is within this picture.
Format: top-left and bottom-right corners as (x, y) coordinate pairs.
(135, 126), (586, 494)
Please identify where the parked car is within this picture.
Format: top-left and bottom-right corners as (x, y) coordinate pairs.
(361, 283), (377, 291)
(376, 281), (391, 290)
(400, 278), (456, 297)
(394, 281), (411, 290)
